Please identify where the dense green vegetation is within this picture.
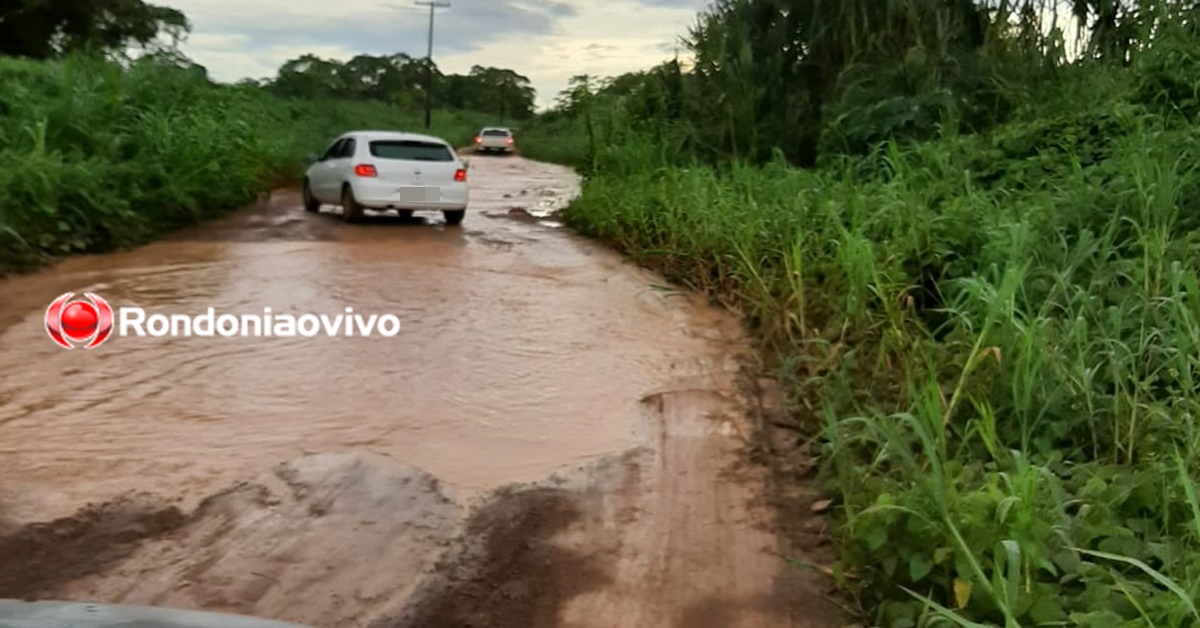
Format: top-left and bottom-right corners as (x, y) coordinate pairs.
(520, 0), (1200, 625)
(0, 2), (525, 274)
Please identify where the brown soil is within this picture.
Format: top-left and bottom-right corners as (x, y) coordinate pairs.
(0, 494), (186, 599)
(0, 155), (846, 627)
(378, 484), (613, 628)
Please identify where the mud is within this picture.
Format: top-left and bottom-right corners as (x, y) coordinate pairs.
(0, 154), (843, 626)
(43, 453), (463, 626)
(385, 482), (613, 628)
(0, 494), (186, 599)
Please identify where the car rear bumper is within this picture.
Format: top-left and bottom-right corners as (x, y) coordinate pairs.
(351, 179), (468, 210)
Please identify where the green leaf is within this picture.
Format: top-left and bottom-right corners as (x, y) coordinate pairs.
(1067, 611), (1124, 628)
(1096, 535), (1143, 559)
(1027, 594), (1066, 624)
(883, 553), (899, 577)
(866, 523), (888, 551)
(909, 553), (933, 582)
(1051, 548), (1082, 575)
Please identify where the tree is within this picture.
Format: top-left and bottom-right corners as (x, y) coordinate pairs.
(0, 0), (189, 59)
(554, 74), (594, 116)
(464, 65), (536, 121)
(269, 54), (349, 99)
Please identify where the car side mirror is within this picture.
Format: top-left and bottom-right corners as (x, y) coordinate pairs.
(305, 152), (319, 163)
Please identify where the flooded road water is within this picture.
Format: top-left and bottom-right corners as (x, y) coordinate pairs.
(0, 155), (842, 627)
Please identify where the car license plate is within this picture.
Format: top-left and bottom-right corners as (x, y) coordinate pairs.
(398, 187), (439, 202)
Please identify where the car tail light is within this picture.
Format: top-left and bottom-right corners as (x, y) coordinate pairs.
(474, 136), (481, 143)
(354, 164), (377, 177)
(506, 137), (513, 144)
(454, 169), (466, 182)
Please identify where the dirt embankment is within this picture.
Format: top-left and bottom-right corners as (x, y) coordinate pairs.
(0, 154), (843, 627)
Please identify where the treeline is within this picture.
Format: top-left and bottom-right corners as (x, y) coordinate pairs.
(521, 0), (1200, 626)
(246, 54), (536, 122)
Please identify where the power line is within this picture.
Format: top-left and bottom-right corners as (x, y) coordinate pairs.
(415, 0), (450, 129)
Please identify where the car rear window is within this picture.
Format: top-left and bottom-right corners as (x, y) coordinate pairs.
(369, 140), (454, 161)
(482, 130), (509, 137)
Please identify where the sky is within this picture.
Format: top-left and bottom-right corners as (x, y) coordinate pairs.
(161, 0), (712, 109)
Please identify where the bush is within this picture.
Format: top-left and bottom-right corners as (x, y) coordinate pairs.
(0, 54), (489, 273)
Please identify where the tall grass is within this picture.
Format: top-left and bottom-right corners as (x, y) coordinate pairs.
(522, 4), (1200, 625)
(0, 54), (490, 273)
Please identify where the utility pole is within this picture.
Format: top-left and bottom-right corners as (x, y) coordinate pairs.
(415, 0), (449, 129)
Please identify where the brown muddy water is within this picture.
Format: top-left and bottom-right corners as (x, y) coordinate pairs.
(0, 155), (844, 627)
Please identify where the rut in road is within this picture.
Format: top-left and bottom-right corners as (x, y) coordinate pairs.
(0, 154), (844, 627)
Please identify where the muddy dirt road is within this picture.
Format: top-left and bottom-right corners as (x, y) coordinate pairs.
(0, 155), (842, 627)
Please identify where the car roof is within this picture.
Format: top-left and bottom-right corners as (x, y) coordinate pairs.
(340, 130), (452, 145)
(480, 127), (511, 132)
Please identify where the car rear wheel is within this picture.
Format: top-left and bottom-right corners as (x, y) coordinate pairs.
(341, 185), (364, 223)
(302, 179), (320, 212)
(443, 210), (465, 226)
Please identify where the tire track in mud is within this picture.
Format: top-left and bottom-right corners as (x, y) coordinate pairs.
(367, 377), (841, 628)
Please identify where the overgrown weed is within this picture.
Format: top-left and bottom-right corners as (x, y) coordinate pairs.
(520, 3), (1200, 624)
(0, 54), (488, 273)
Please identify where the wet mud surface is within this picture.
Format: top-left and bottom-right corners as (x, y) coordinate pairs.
(0, 154), (843, 626)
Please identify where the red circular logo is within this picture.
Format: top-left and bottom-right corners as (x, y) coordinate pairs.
(45, 292), (114, 349)
(61, 301), (100, 341)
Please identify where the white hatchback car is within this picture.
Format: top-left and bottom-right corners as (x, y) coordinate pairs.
(302, 130), (470, 225)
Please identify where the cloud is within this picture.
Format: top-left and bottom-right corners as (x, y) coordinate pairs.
(634, 0), (711, 8)
(170, 0), (572, 60)
(163, 0), (702, 108)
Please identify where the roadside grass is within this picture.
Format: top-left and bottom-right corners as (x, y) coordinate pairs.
(520, 34), (1200, 628)
(0, 55), (490, 274)
(515, 114), (590, 168)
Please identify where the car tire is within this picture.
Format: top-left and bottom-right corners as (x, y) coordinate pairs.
(443, 209), (465, 226)
(342, 185), (364, 223)
(302, 179), (320, 213)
